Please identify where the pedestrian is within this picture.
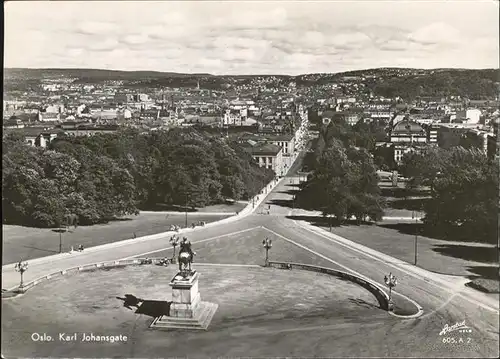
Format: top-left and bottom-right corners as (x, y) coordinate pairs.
(133, 232), (137, 239)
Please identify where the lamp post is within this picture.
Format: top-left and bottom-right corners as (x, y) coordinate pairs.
(412, 209), (419, 265)
(14, 260), (28, 293)
(184, 192), (188, 228)
(170, 235), (180, 263)
(59, 229), (63, 253)
(384, 272), (397, 311)
(262, 237), (272, 266)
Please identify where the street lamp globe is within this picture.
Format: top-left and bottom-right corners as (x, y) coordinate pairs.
(262, 237), (273, 266)
(384, 272), (397, 311)
(14, 260), (29, 292)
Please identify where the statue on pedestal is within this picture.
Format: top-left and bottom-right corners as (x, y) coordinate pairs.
(178, 237), (196, 277)
(150, 235), (218, 330)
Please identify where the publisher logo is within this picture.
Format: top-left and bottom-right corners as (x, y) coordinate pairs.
(439, 321), (472, 336)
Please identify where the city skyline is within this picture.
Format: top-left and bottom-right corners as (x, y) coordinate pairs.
(4, 0), (500, 75)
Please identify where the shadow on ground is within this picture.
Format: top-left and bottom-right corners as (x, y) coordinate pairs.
(379, 222), (496, 245)
(380, 187), (430, 198)
(269, 199), (295, 209)
(140, 200), (240, 213)
(387, 197), (430, 211)
(21, 245), (59, 254)
(286, 215), (374, 228)
(433, 245), (498, 264)
(116, 294), (172, 317)
(348, 298), (380, 310)
(466, 265), (500, 280)
(278, 189), (301, 196)
(391, 292), (421, 316)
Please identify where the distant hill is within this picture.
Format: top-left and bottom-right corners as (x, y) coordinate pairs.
(4, 68), (213, 81)
(4, 67), (499, 99)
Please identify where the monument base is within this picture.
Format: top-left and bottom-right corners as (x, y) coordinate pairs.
(149, 270), (218, 330)
(149, 301), (218, 330)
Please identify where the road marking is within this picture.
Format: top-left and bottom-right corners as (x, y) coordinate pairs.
(419, 293), (460, 319)
(121, 227), (261, 259)
(295, 221), (499, 314)
(382, 217), (422, 221)
(139, 211), (235, 216)
(261, 226), (423, 316)
(195, 263), (261, 268)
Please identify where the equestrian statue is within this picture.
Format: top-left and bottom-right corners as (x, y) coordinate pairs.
(178, 236), (196, 277)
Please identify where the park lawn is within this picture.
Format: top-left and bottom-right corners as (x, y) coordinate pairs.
(135, 227), (338, 269)
(383, 207), (417, 218)
(197, 201), (247, 213)
(313, 221), (498, 281)
(379, 181), (430, 218)
(142, 201), (248, 213)
(2, 213), (230, 265)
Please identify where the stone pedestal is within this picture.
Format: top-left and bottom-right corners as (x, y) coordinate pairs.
(170, 271), (201, 318)
(149, 271), (218, 331)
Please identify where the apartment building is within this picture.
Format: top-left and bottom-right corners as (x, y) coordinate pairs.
(248, 143), (285, 177)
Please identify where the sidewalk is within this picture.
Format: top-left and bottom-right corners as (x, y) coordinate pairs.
(139, 211), (236, 216)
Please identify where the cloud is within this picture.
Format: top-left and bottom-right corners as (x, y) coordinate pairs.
(76, 21), (120, 36)
(197, 58), (223, 69)
(87, 38), (119, 52)
(66, 48), (85, 57)
(408, 22), (460, 45)
(213, 8), (288, 30)
(120, 34), (151, 46)
(378, 40), (410, 52)
(331, 32), (372, 50)
(223, 47), (259, 62)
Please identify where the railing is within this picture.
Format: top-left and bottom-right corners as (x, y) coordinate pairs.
(268, 261), (390, 311)
(5, 257), (171, 294)
(8, 259), (393, 314)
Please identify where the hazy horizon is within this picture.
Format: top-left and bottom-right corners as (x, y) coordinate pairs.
(5, 0), (499, 75)
(4, 66), (499, 78)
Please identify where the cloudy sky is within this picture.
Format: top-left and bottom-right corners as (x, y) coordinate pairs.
(4, 0), (499, 75)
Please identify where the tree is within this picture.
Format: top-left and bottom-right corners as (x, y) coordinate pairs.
(400, 146), (449, 190)
(297, 139), (384, 223)
(423, 147), (498, 243)
(85, 155), (138, 222)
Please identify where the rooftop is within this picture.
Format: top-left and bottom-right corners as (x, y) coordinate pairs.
(392, 119), (425, 134)
(249, 142), (282, 156)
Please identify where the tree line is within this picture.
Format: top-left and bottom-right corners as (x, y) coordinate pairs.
(400, 146), (498, 244)
(2, 129), (274, 227)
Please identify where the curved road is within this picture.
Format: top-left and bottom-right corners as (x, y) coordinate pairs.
(2, 153), (499, 357)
